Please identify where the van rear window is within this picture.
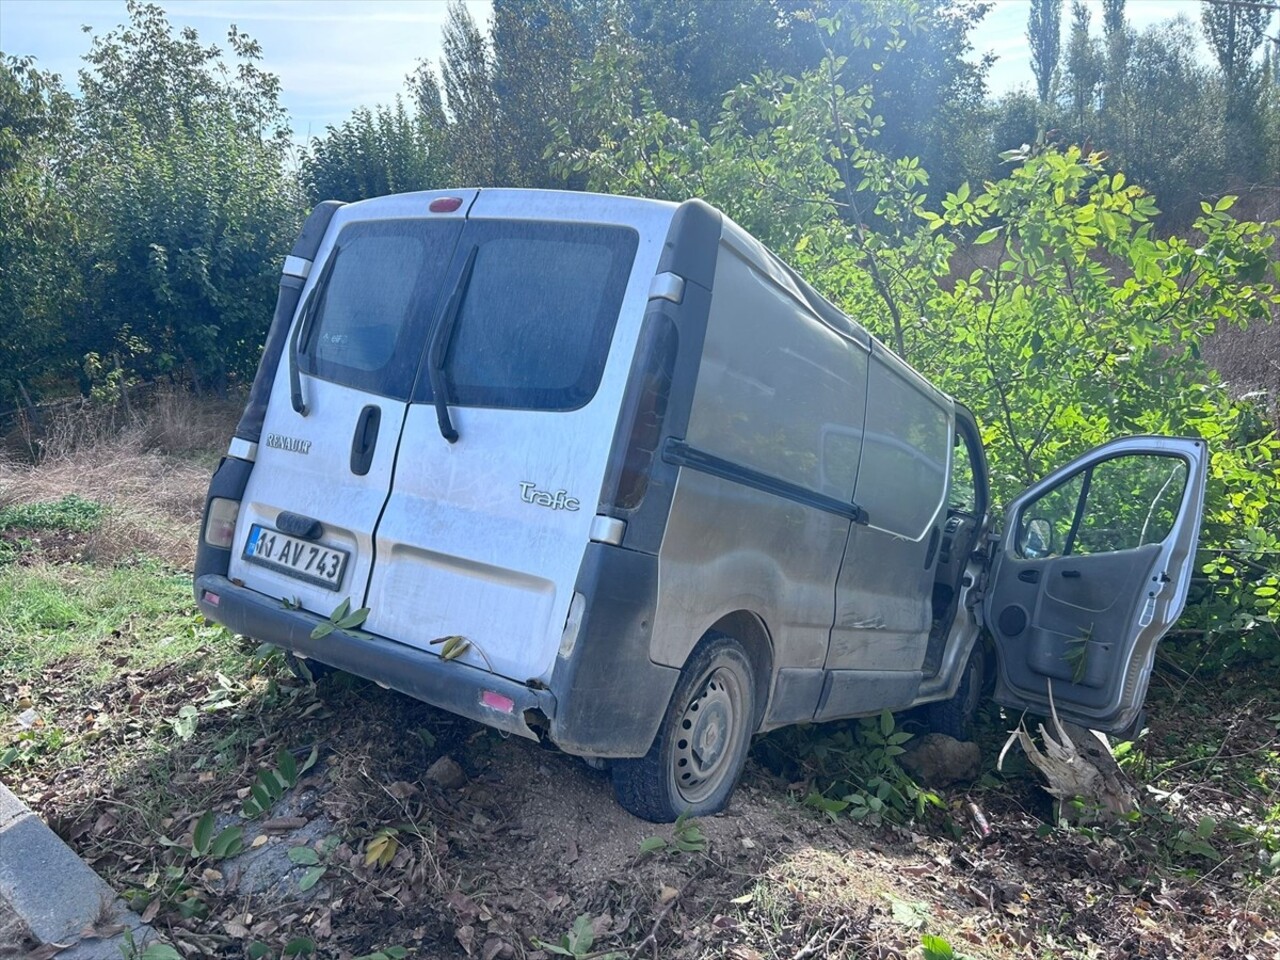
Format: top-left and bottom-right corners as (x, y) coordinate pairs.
(301, 219), (463, 400)
(416, 220), (639, 411)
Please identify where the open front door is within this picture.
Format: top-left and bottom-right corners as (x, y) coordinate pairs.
(984, 436), (1207, 733)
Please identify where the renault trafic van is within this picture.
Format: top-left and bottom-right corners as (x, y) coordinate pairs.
(195, 189), (1207, 822)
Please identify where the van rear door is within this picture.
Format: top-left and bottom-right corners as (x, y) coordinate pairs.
(984, 436), (1207, 733)
(227, 193), (472, 613)
(364, 192), (666, 686)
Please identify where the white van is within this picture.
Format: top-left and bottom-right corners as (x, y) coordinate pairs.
(195, 189), (1207, 822)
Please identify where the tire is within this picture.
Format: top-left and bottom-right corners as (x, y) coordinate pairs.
(925, 642), (985, 741)
(612, 634), (757, 823)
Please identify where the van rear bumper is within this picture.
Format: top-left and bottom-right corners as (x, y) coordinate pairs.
(194, 574), (556, 742)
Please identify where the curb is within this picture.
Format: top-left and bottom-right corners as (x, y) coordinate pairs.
(0, 782), (156, 959)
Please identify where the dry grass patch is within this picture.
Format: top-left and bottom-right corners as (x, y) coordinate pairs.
(0, 390), (236, 568)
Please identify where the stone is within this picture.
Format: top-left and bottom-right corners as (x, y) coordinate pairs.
(900, 733), (981, 787)
(426, 756), (467, 790)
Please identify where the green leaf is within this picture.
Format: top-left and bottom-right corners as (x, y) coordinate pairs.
(879, 710), (894, 738)
(288, 845), (320, 865)
(299, 745), (319, 775)
(974, 227), (999, 245)
(310, 622), (335, 640)
(248, 944), (271, 960)
(298, 865), (326, 891)
(336, 607), (370, 630)
(921, 933), (955, 960)
(139, 946), (183, 960)
(568, 913), (595, 953)
(276, 746), (298, 786)
(210, 826), (243, 859)
(638, 836), (667, 855)
(1196, 815), (1216, 839)
(191, 809), (215, 857)
(283, 937), (316, 957)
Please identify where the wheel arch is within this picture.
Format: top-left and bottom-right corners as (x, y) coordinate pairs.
(706, 609), (773, 730)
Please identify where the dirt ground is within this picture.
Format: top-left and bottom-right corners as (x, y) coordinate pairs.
(5, 645), (1279, 960)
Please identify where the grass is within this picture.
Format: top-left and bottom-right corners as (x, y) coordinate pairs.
(0, 559), (222, 682)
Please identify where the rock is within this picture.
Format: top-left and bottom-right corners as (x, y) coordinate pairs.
(900, 733), (981, 787)
(426, 756), (467, 790)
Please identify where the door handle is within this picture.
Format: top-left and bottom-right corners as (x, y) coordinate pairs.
(349, 405), (381, 476)
(1060, 569), (1082, 578)
(1017, 569), (1040, 584)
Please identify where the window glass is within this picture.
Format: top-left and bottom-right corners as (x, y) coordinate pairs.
(852, 357), (950, 539)
(948, 433), (978, 514)
(686, 248), (869, 500)
(1015, 454), (1189, 558)
(416, 220), (638, 411)
(302, 219), (462, 400)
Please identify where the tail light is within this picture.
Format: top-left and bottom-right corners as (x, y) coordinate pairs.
(203, 498), (241, 549)
(611, 315), (679, 510)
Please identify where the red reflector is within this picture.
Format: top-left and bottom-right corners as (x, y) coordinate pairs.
(429, 196), (464, 213)
(203, 591), (220, 607)
(481, 690), (515, 714)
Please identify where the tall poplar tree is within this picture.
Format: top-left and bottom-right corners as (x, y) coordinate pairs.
(1028, 0), (1063, 105)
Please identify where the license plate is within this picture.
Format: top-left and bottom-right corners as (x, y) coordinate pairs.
(243, 524), (349, 590)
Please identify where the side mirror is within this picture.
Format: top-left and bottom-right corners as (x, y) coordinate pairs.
(1019, 516), (1055, 559)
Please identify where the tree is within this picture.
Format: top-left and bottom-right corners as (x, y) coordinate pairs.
(1063, 1), (1103, 134)
(74, 2), (298, 394)
(303, 98), (450, 204)
(1028, 0), (1063, 105)
(0, 56), (80, 408)
(439, 0), (499, 186)
(489, 0), (605, 187)
(557, 17), (1280, 654)
(1201, 0), (1272, 180)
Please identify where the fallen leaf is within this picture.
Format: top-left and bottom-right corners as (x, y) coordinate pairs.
(455, 923), (476, 956)
(659, 885), (679, 905)
(23, 943), (69, 960)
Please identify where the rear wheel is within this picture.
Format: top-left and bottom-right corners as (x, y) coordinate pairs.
(612, 635), (756, 823)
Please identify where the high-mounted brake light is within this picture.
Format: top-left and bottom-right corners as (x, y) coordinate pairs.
(429, 196), (464, 213)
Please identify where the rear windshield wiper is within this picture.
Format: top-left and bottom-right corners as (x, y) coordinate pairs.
(290, 247), (341, 415)
(426, 245), (479, 443)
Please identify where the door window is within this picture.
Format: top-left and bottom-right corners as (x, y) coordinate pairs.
(1015, 453), (1189, 559)
(301, 219), (463, 400)
(416, 220), (639, 411)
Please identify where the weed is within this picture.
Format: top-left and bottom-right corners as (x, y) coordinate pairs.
(759, 710), (940, 824)
(638, 811), (707, 857)
(241, 745), (319, 819)
(117, 929), (181, 960)
(287, 842), (329, 892)
(311, 597), (370, 640)
(0, 493), (104, 533)
(534, 914), (623, 959)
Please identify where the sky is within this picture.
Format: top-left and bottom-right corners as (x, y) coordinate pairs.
(0, 0), (1219, 140)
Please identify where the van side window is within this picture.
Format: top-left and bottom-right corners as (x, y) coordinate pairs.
(852, 358), (950, 540)
(301, 219), (463, 400)
(686, 247), (869, 501)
